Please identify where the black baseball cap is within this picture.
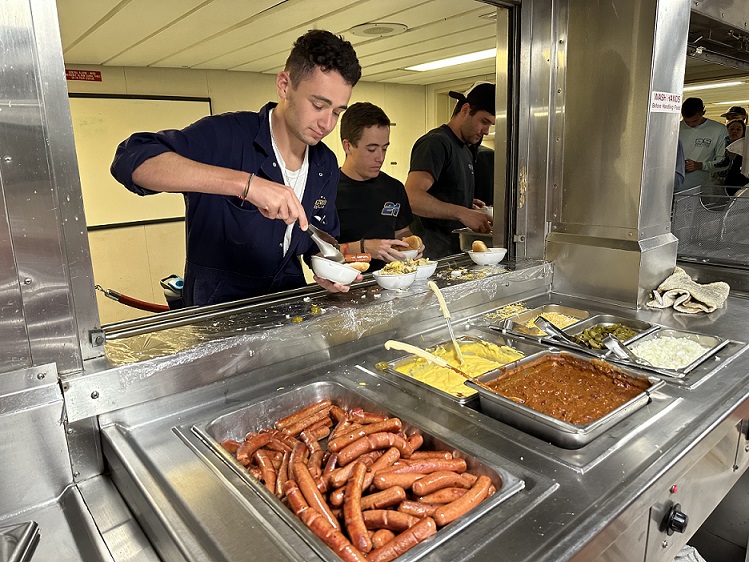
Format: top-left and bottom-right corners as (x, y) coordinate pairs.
(720, 105), (747, 118)
(449, 82), (495, 116)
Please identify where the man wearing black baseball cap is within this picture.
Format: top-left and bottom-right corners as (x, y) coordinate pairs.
(404, 81), (496, 258)
(720, 105), (747, 123)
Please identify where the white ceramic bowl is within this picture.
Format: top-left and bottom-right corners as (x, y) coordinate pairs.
(311, 255), (359, 285)
(414, 261), (438, 280)
(466, 247), (507, 266)
(401, 249), (419, 260)
(373, 270), (417, 290)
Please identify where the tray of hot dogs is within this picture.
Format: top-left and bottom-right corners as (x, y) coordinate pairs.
(192, 381), (524, 562)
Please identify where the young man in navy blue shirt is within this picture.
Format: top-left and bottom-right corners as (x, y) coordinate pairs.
(112, 30), (361, 305)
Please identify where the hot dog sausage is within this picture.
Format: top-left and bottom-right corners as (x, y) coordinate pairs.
(338, 433), (410, 466)
(360, 486), (407, 511)
(275, 400), (332, 430)
(366, 517), (437, 562)
(330, 405), (348, 423)
(433, 475), (492, 527)
(371, 529), (396, 549)
(288, 441), (309, 482)
(396, 500), (441, 518)
(405, 434), (423, 456)
(362, 447), (401, 489)
(283, 480), (309, 516)
(294, 462), (341, 531)
(253, 450), (277, 493)
(372, 473), (427, 491)
(412, 471), (471, 496)
(417, 487), (468, 504)
(343, 461), (372, 553)
(329, 486), (346, 507)
(344, 253), (372, 263)
(220, 439), (242, 454)
(328, 419), (403, 452)
(236, 432), (273, 466)
(298, 507), (367, 562)
(327, 452), (379, 489)
(283, 408), (332, 437)
(362, 510), (419, 532)
(409, 451), (452, 460)
(349, 408), (389, 424)
(275, 451), (290, 498)
(384, 458), (467, 475)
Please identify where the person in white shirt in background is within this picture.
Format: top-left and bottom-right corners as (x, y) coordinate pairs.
(678, 97), (729, 192)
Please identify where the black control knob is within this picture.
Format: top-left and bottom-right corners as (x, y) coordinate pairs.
(662, 503), (689, 535)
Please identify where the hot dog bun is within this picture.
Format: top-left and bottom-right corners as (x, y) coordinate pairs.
(348, 262), (370, 273)
(471, 240), (488, 252)
(402, 235), (422, 251)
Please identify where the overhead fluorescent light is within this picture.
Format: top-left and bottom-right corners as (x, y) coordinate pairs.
(683, 81), (743, 92)
(714, 99), (749, 105)
(406, 48), (496, 72)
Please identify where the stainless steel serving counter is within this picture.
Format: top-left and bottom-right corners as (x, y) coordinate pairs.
(4, 259), (749, 561)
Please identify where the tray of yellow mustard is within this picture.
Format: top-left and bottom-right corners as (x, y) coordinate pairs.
(383, 335), (543, 405)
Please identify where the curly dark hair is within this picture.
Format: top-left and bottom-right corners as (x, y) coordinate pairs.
(340, 102), (390, 145)
(285, 30), (361, 87)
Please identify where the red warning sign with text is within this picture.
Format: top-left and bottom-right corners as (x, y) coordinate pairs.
(65, 69), (102, 82)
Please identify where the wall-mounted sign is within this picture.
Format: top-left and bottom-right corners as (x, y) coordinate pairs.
(650, 91), (681, 113)
(65, 69), (102, 82)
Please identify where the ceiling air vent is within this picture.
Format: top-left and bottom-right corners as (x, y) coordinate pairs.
(350, 23), (408, 38)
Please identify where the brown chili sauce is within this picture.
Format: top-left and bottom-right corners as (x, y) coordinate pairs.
(485, 353), (652, 425)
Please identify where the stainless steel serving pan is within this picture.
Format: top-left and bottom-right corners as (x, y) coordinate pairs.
(465, 350), (664, 449)
(494, 304), (590, 338)
(384, 334), (545, 406)
(606, 328), (730, 379)
(558, 314), (657, 355)
(191, 380), (524, 562)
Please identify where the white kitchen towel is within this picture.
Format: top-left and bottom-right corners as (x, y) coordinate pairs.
(647, 267), (730, 314)
(673, 544), (706, 562)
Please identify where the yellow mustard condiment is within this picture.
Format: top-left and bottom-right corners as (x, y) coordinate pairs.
(395, 341), (524, 398)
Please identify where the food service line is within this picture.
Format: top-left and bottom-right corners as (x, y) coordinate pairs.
(93, 288), (749, 562)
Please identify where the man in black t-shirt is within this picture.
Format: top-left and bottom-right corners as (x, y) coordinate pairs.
(336, 102), (423, 269)
(405, 82), (495, 258)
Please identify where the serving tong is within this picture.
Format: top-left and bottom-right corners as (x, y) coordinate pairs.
(305, 223), (344, 263)
(602, 335), (653, 367)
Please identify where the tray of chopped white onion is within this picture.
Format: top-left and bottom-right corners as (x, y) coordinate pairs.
(606, 328), (730, 378)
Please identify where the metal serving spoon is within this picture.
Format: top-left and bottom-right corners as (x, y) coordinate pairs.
(427, 281), (466, 365)
(305, 223), (344, 263)
(602, 335), (653, 367)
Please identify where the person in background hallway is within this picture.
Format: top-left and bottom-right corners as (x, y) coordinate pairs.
(405, 82), (495, 259)
(336, 102), (423, 271)
(725, 119), (748, 194)
(677, 97), (729, 192)
(111, 30), (361, 306)
(720, 105), (747, 124)
(674, 139), (685, 194)
(472, 144), (495, 206)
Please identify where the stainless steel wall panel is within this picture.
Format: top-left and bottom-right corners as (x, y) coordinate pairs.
(0, 364), (73, 517)
(516, 0), (555, 260)
(546, 0), (689, 307)
(0, 0), (102, 375)
(691, 0), (749, 31)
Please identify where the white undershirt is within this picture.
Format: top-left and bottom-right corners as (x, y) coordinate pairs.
(269, 108), (309, 255)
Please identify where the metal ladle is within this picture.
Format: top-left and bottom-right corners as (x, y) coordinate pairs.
(305, 223), (344, 263)
(602, 335), (653, 367)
